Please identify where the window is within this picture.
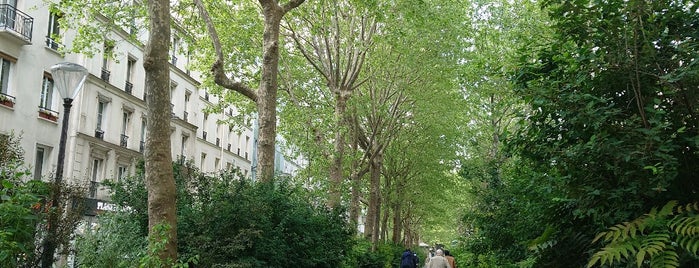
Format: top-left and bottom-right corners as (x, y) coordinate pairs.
(215, 158), (220, 170)
(202, 113), (208, 140)
(121, 111), (131, 147)
(89, 158), (103, 198)
(184, 92), (190, 121)
(126, 58), (135, 82)
(96, 101), (106, 130)
(125, 57), (136, 93)
(0, 57), (12, 96)
(171, 35), (179, 65)
(117, 165), (127, 181)
(121, 111), (130, 134)
(216, 125), (221, 146)
(180, 135), (188, 157)
(200, 153), (206, 170)
(185, 50), (191, 75)
(101, 42), (114, 81)
(139, 118), (146, 152)
(46, 11), (61, 49)
(170, 81), (177, 116)
(33, 146), (50, 180)
(40, 74), (54, 110)
(245, 136), (250, 159)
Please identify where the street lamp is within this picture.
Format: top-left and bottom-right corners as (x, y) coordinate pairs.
(40, 62), (87, 268)
(50, 62), (88, 183)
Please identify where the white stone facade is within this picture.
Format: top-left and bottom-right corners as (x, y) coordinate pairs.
(0, 1), (254, 202)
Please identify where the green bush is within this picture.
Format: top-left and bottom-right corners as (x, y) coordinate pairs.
(0, 133), (50, 267)
(341, 239), (405, 268)
(74, 211), (147, 267)
(77, 161), (354, 267)
(0, 167), (50, 267)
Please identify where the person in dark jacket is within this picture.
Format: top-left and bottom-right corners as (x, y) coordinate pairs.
(401, 248), (417, 268)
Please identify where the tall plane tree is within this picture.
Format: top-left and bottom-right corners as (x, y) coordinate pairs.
(285, 0), (376, 208)
(42, 0), (177, 263)
(143, 0), (177, 262)
(194, 0), (305, 182)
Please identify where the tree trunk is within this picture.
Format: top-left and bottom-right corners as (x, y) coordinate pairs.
(380, 194), (389, 242)
(256, 8), (282, 183)
(392, 179), (402, 244)
(143, 0), (177, 262)
(366, 148), (382, 250)
(328, 94), (348, 207)
(348, 141), (363, 233)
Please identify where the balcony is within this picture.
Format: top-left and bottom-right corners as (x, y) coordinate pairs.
(125, 81), (133, 94)
(120, 134), (128, 147)
(45, 36), (60, 50)
(139, 141), (145, 153)
(0, 92), (15, 108)
(100, 68), (110, 82)
(95, 129), (104, 140)
(0, 4), (33, 45)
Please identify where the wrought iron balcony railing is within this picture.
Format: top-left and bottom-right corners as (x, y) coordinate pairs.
(125, 81), (133, 94)
(45, 36), (60, 50)
(100, 68), (110, 82)
(95, 129), (104, 140)
(120, 134), (128, 147)
(0, 4), (33, 42)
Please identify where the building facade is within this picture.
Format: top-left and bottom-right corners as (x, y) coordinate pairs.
(0, 1), (254, 204)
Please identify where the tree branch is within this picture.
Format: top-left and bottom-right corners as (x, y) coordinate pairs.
(282, 0), (306, 13)
(194, 0), (258, 102)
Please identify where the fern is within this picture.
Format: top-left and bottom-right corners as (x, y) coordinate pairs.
(586, 200), (699, 268)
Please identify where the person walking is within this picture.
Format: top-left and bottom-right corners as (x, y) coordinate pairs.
(427, 249), (451, 268)
(401, 248), (416, 268)
(444, 250), (456, 268)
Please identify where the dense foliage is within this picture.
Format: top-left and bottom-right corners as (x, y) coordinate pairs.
(455, 0), (698, 267)
(77, 162), (354, 267)
(0, 133), (86, 268)
(0, 134), (49, 267)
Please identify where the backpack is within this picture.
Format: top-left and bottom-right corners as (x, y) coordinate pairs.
(401, 251), (414, 267)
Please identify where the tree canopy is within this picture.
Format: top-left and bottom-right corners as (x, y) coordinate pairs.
(16, 0), (699, 267)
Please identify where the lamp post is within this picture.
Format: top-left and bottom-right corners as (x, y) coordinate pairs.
(40, 62), (88, 268)
(51, 62), (88, 183)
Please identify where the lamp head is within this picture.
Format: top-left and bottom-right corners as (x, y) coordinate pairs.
(50, 62), (88, 100)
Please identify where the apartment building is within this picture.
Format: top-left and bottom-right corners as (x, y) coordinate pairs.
(0, 1), (254, 209)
